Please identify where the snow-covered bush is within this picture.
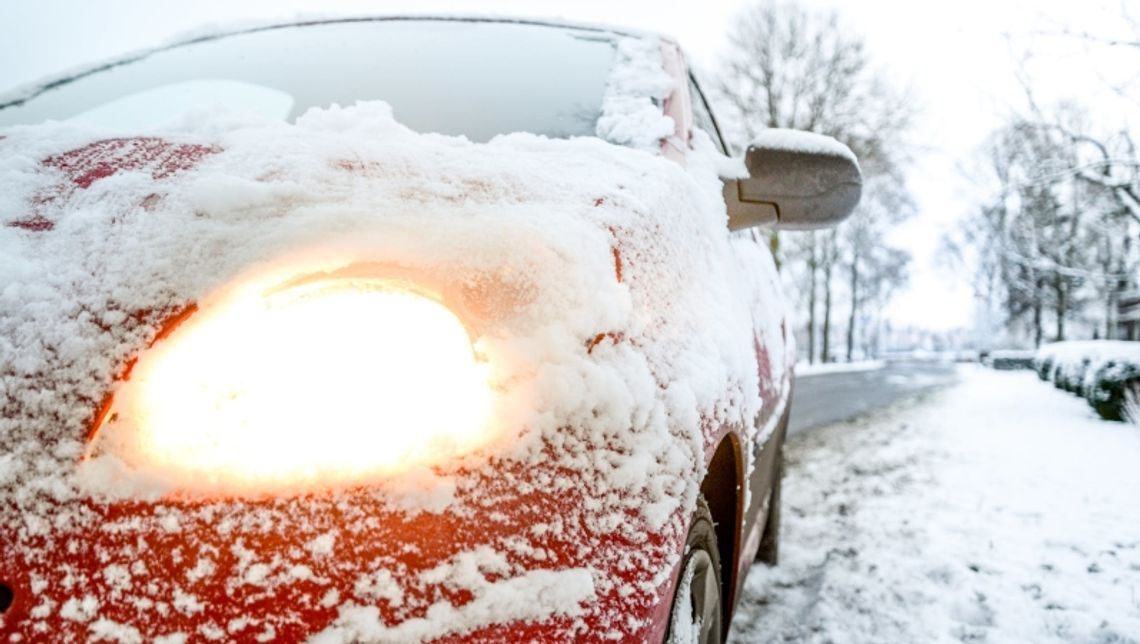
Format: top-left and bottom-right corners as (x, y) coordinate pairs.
(1086, 360), (1140, 422)
(1057, 356), (1092, 394)
(1035, 341), (1140, 421)
(1125, 381), (1140, 426)
(987, 350), (1034, 371)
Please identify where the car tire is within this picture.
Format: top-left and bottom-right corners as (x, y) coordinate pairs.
(755, 449), (783, 566)
(666, 496), (723, 644)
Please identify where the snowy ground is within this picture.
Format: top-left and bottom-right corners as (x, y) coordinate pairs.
(794, 360), (885, 377)
(729, 365), (1140, 643)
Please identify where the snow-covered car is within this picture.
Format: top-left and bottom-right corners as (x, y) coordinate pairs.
(0, 17), (860, 643)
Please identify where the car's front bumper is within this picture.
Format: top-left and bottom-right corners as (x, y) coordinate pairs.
(1, 457), (684, 642)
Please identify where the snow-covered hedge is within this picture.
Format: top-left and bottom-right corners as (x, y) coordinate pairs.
(1034, 341), (1140, 421)
(986, 350), (1035, 371)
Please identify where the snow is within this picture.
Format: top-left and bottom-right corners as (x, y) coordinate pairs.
(306, 532), (337, 557)
(665, 555), (699, 644)
(0, 29), (789, 640)
(88, 619), (143, 644)
(1036, 341), (1140, 417)
(987, 349), (1035, 360)
(794, 359), (884, 377)
(730, 366), (1140, 642)
(1037, 340), (1140, 364)
(749, 128), (858, 163)
(1037, 340), (1140, 381)
(986, 349), (1036, 370)
(310, 558), (595, 643)
(595, 36), (677, 152)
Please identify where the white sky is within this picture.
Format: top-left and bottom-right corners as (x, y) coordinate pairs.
(2, 0), (1136, 332)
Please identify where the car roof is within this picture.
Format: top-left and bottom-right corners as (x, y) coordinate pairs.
(0, 16), (676, 111)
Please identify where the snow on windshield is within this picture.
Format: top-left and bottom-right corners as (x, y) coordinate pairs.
(595, 36), (677, 151)
(0, 19), (617, 142)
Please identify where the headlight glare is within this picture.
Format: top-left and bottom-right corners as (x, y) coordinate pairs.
(90, 277), (493, 494)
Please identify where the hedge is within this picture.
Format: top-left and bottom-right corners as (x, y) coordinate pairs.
(1034, 341), (1140, 422)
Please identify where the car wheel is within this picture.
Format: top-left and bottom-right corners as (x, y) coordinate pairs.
(755, 450), (783, 565)
(666, 496), (723, 644)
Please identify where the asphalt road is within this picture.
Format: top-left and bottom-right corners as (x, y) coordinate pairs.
(788, 360), (960, 434)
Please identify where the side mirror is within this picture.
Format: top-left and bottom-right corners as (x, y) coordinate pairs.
(723, 129), (863, 231)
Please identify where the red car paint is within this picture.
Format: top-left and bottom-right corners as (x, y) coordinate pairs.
(6, 137), (219, 232)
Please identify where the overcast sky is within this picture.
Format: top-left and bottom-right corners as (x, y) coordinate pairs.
(2, 0), (1136, 332)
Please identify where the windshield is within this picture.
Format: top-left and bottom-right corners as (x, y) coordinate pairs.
(0, 19), (618, 141)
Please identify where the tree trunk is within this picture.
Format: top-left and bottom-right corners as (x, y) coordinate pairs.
(1104, 240), (1116, 340)
(846, 250), (859, 362)
(1033, 277), (1044, 348)
(1054, 276), (1067, 342)
(822, 246), (834, 363)
(807, 234), (818, 364)
(1106, 282), (1115, 340)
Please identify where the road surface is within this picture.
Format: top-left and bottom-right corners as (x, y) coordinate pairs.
(788, 360), (959, 434)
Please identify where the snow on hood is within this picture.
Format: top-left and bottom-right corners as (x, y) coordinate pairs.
(0, 34), (780, 640)
(1, 98), (749, 492)
(0, 95), (765, 498)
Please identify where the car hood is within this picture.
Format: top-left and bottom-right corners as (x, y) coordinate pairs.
(0, 102), (775, 641)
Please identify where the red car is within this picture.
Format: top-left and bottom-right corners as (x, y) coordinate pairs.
(0, 17), (860, 643)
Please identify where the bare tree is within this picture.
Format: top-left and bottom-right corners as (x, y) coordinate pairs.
(1034, 3), (1140, 107)
(953, 108), (1139, 346)
(714, 0), (913, 169)
(966, 6), (1140, 344)
(842, 173), (916, 360)
(820, 230), (839, 362)
(715, 0), (917, 361)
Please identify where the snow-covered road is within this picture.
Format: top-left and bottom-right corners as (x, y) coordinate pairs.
(729, 366), (1140, 643)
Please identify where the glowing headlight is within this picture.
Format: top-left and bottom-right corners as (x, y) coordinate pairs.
(91, 277), (492, 493)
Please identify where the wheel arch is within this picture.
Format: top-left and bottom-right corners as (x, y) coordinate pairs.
(699, 432), (743, 626)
